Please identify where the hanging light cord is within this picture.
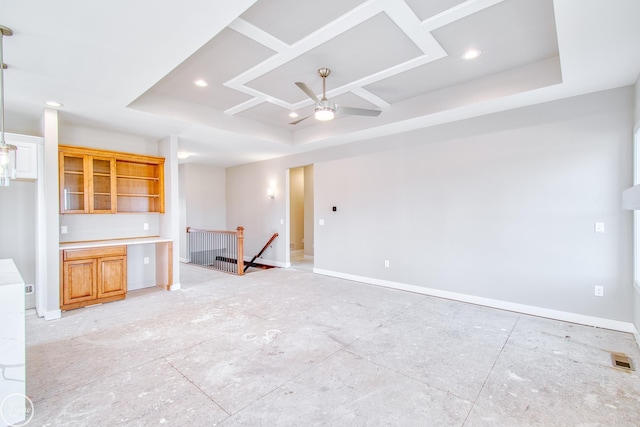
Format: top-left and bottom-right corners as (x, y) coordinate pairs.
(0, 28), (5, 145)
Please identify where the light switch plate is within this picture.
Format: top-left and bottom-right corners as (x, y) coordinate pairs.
(319, 219), (325, 226)
(61, 226), (68, 234)
(595, 222), (605, 233)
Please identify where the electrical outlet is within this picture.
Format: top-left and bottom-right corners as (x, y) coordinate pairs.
(144, 257), (150, 265)
(384, 260), (390, 268)
(595, 285), (604, 297)
(25, 284), (34, 294)
(143, 223), (149, 230)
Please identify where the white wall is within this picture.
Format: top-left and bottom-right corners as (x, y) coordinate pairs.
(59, 124), (159, 156)
(179, 163), (226, 260)
(226, 86), (635, 326)
(0, 181), (35, 308)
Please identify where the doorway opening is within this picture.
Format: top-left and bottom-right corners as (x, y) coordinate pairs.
(288, 165), (314, 271)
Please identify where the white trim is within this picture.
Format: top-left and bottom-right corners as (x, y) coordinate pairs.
(35, 143), (47, 318)
(314, 268), (639, 334)
(41, 309), (61, 321)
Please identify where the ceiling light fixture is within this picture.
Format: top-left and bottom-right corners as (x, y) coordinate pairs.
(0, 25), (16, 187)
(177, 151), (192, 159)
(291, 68), (381, 125)
(314, 106), (335, 121)
(288, 112), (298, 118)
(46, 101), (63, 107)
(194, 79), (208, 87)
(462, 49), (481, 60)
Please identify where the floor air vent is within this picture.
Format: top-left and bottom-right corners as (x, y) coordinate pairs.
(611, 352), (635, 371)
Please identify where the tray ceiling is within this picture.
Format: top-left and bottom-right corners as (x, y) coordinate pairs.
(4, 0), (639, 167)
(135, 0), (559, 134)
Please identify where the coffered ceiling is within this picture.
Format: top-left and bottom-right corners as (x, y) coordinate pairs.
(2, 0), (640, 166)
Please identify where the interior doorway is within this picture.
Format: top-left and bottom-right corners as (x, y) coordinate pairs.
(288, 165), (314, 270)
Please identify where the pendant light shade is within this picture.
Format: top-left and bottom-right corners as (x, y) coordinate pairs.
(0, 143), (16, 186)
(0, 25), (15, 187)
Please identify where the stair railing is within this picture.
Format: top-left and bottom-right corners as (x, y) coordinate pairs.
(186, 226), (244, 275)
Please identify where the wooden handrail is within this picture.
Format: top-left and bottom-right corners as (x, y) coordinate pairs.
(244, 233), (278, 273)
(186, 227), (240, 236)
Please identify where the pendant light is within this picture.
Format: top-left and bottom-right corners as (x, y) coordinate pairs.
(0, 25), (16, 187)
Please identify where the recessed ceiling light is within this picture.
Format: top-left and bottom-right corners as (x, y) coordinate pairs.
(46, 101), (63, 107)
(289, 112), (298, 118)
(193, 79), (208, 87)
(462, 49), (481, 60)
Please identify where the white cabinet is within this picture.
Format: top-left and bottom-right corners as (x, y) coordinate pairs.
(5, 133), (41, 180)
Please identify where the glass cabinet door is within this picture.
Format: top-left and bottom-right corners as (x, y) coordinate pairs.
(60, 153), (87, 213)
(91, 157), (116, 213)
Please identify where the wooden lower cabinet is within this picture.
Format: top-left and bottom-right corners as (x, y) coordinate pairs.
(61, 246), (127, 310)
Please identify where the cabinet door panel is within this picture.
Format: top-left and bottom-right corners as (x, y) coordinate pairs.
(59, 153), (88, 213)
(63, 259), (97, 305)
(98, 256), (127, 298)
(13, 140), (38, 179)
(90, 156), (117, 213)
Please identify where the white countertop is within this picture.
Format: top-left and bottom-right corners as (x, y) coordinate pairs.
(60, 236), (172, 250)
(0, 259), (24, 287)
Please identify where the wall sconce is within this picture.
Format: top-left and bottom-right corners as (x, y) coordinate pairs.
(267, 187), (275, 199)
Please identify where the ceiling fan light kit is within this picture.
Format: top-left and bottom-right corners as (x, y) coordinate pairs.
(291, 68), (381, 125)
(314, 104), (335, 121)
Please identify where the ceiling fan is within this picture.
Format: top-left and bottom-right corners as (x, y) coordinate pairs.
(290, 68), (382, 125)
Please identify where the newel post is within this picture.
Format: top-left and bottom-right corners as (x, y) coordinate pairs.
(237, 226), (244, 276)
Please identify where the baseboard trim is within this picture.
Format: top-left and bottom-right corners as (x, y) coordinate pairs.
(313, 268), (638, 334)
(40, 308), (61, 321)
(170, 282), (181, 291)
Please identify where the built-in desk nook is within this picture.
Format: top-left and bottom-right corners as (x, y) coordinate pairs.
(59, 237), (173, 311)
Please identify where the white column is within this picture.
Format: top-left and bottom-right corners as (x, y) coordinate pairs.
(158, 135), (180, 290)
(40, 109), (60, 320)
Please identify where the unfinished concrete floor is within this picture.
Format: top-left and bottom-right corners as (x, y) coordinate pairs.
(27, 263), (640, 426)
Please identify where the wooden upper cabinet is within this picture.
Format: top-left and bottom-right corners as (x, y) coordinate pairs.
(59, 145), (165, 214)
(116, 159), (165, 213)
(59, 152), (89, 213)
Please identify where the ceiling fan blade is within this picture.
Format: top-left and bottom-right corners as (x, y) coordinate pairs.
(289, 114), (312, 125)
(295, 82), (320, 103)
(337, 106), (381, 117)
